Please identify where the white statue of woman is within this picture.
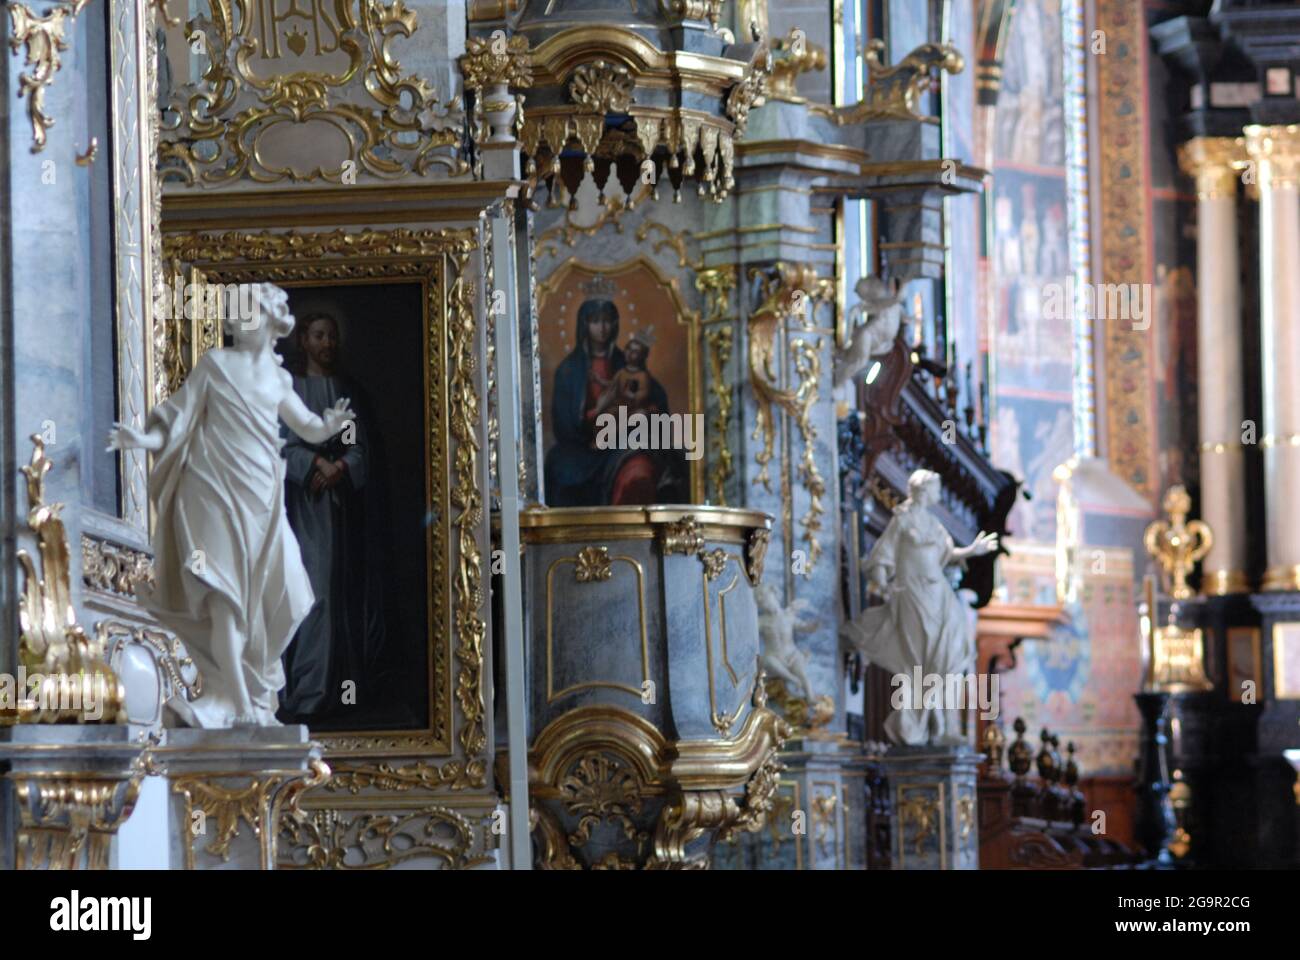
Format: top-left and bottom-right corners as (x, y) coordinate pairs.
(755, 583), (817, 702)
(108, 283), (354, 728)
(840, 469), (998, 746)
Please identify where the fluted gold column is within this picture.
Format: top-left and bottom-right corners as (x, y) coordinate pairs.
(1178, 138), (1250, 595)
(1245, 125), (1300, 591)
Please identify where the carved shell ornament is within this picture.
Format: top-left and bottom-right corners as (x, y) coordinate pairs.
(568, 61), (635, 114)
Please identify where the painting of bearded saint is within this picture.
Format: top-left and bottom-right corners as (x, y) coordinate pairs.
(544, 297), (688, 506)
(277, 309), (392, 724)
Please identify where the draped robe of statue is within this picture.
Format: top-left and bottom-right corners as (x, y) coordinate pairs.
(842, 499), (974, 745)
(278, 373), (389, 722)
(141, 350), (315, 727)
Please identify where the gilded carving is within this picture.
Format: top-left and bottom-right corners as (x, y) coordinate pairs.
(638, 220), (694, 268)
(811, 789), (837, 859)
(747, 265), (831, 574)
(1178, 136), (1246, 200)
(835, 40), (964, 124)
(95, 618), (202, 704)
(461, 32), (533, 148)
(460, 32), (533, 91)
(11, 436), (125, 725)
(560, 753), (646, 851)
(767, 27), (826, 102)
(279, 804), (493, 869)
(568, 60), (634, 113)
(659, 515), (706, 556)
(744, 528), (769, 585)
(1244, 124), (1300, 189)
(162, 228), (473, 265)
(698, 266), (737, 505)
(160, 0), (466, 184)
(13, 773), (143, 869)
(7, 0), (93, 152)
(81, 535), (154, 598)
(764, 675), (833, 732)
(531, 804), (582, 870)
(789, 338), (825, 573)
(648, 743), (786, 868)
(705, 327), (735, 506)
(172, 776), (282, 865)
(725, 43), (771, 137)
(322, 760), (485, 794)
(490, 7), (768, 199)
(573, 545), (613, 583)
(448, 244), (489, 763)
(701, 547), (729, 581)
(897, 789), (940, 857)
(663, 0), (726, 31)
(528, 702), (790, 869)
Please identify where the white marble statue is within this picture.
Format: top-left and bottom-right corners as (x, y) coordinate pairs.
(840, 469), (998, 746)
(832, 274), (904, 388)
(108, 283), (354, 728)
(755, 583), (817, 702)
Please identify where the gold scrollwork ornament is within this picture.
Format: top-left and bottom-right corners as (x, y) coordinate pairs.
(8, 435), (125, 725)
(834, 40), (964, 125)
(161, 0), (467, 184)
(659, 515), (705, 556)
(568, 60), (634, 114)
(7, 0), (93, 152)
(573, 545), (613, 583)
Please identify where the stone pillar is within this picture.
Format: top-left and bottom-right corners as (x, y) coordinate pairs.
(1245, 125), (1300, 591)
(1179, 137), (1250, 594)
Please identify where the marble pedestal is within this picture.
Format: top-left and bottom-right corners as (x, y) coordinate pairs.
(879, 744), (981, 870)
(0, 724), (156, 869)
(156, 726), (324, 870)
(713, 736), (870, 870)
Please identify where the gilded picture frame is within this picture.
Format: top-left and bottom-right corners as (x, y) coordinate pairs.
(155, 226), (483, 767)
(535, 254), (705, 506)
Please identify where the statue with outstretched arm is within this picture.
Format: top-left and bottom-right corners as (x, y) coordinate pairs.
(840, 468), (998, 746)
(108, 283), (354, 728)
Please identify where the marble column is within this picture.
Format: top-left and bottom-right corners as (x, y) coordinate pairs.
(1179, 137), (1249, 594)
(1245, 125), (1300, 592)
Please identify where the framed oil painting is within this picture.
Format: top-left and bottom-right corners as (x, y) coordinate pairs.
(157, 228), (480, 760)
(270, 283), (428, 733)
(535, 256), (703, 507)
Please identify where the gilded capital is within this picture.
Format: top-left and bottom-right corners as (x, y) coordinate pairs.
(1244, 124), (1300, 189)
(459, 33), (533, 92)
(1177, 136), (1245, 200)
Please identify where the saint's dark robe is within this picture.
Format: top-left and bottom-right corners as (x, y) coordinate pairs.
(277, 373), (389, 723)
